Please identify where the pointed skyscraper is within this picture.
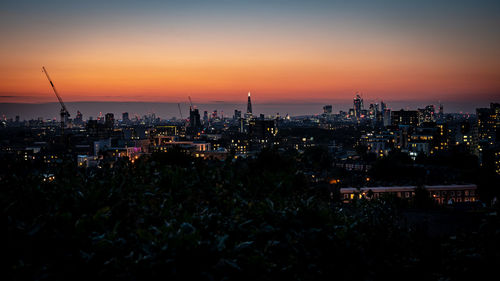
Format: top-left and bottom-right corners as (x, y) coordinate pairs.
(247, 92), (252, 114)
(245, 92), (253, 120)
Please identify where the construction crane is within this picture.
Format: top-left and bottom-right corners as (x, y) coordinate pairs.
(42, 66), (70, 132)
(178, 103), (183, 119)
(188, 96), (194, 110)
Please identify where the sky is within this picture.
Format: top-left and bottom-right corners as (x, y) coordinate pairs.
(1, 0), (499, 106)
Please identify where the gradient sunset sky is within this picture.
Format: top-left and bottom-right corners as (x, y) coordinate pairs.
(1, 0), (499, 104)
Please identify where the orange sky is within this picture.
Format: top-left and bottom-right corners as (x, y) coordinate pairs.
(1, 1), (499, 104)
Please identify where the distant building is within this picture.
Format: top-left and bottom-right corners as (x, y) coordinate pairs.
(105, 113), (114, 128)
(418, 105), (436, 123)
(368, 103), (378, 120)
(234, 109), (242, 120)
(247, 92), (253, 114)
(323, 105), (333, 115)
(189, 108), (201, 134)
(249, 119), (277, 140)
(203, 111), (209, 123)
(340, 184), (478, 205)
(245, 92), (253, 120)
(477, 103), (499, 147)
(391, 109), (419, 127)
(380, 101), (386, 112)
(122, 112), (129, 124)
(353, 94), (363, 119)
(74, 111), (83, 124)
(97, 112), (104, 124)
(455, 120), (478, 154)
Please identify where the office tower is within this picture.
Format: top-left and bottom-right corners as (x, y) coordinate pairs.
(353, 94), (363, 119)
(105, 113), (115, 128)
(203, 111), (209, 123)
(189, 108), (201, 133)
(234, 109), (242, 120)
(380, 101), (386, 113)
(74, 110), (83, 124)
(477, 103), (500, 146)
(249, 119), (277, 139)
(383, 109), (391, 127)
(368, 104), (377, 119)
(391, 109), (419, 127)
(418, 105), (436, 123)
(97, 112), (104, 124)
(122, 112), (129, 124)
(323, 105), (333, 115)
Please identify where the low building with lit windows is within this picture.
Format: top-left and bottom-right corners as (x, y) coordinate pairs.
(340, 184), (478, 204)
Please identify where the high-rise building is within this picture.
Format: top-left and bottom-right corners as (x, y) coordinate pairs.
(249, 119), (277, 140)
(97, 112), (104, 124)
(189, 108), (201, 134)
(105, 113), (114, 128)
(455, 120), (479, 155)
(122, 112), (129, 124)
(234, 109), (242, 120)
(391, 109), (419, 127)
(353, 94), (363, 119)
(477, 103), (500, 147)
(380, 101), (386, 113)
(74, 110), (83, 124)
(383, 109), (391, 127)
(418, 105), (436, 123)
(247, 92), (252, 114)
(368, 103), (379, 120)
(323, 105), (333, 115)
(203, 111), (209, 123)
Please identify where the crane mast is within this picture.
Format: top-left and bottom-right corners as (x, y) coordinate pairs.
(188, 96), (194, 110)
(178, 103), (183, 119)
(42, 66), (70, 132)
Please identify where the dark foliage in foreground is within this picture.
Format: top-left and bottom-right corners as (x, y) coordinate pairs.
(2, 149), (500, 280)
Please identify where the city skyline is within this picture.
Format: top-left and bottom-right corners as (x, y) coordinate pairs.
(0, 99), (492, 121)
(1, 0), (499, 105)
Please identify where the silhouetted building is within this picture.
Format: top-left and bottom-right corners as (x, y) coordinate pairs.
(248, 119), (277, 139)
(477, 103), (500, 147)
(247, 92), (252, 114)
(105, 113), (114, 128)
(203, 111), (209, 123)
(122, 112), (129, 124)
(189, 108), (201, 134)
(380, 101), (386, 112)
(323, 105), (333, 115)
(234, 109), (241, 120)
(418, 105), (436, 123)
(97, 112), (104, 124)
(245, 92), (253, 119)
(86, 120), (111, 139)
(74, 111), (83, 124)
(353, 94), (363, 119)
(391, 110), (419, 127)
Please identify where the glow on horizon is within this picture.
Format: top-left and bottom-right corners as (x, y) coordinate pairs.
(0, 1), (499, 104)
